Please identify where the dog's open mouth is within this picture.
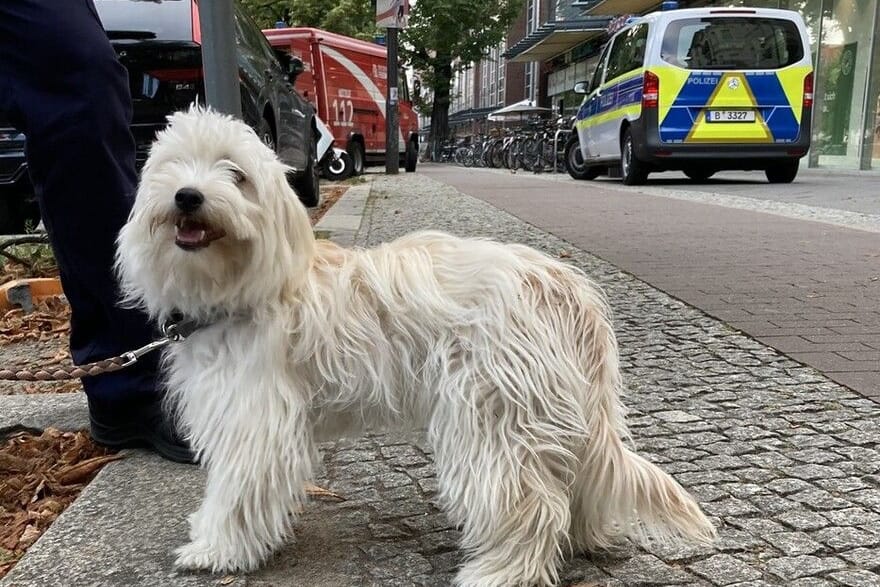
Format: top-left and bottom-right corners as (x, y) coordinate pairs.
(175, 218), (226, 250)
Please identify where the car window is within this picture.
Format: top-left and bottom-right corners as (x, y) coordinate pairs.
(661, 17), (804, 69)
(605, 24), (648, 82)
(588, 42), (611, 93)
(235, 5), (280, 65)
(94, 0), (191, 42)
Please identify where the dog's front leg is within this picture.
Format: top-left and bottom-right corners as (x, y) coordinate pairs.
(174, 389), (314, 573)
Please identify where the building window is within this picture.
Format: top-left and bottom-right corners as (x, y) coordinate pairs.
(527, 0), (536, 34)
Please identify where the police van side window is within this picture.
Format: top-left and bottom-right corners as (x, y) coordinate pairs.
(588, 42), (612, 93)
(605, 24), (648, 82)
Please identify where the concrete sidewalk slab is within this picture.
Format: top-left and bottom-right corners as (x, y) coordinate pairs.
(0, 393), (87, 434)
(314, 178), (371, 247)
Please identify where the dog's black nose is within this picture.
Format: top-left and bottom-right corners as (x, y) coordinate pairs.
(175, 187), (204, 213)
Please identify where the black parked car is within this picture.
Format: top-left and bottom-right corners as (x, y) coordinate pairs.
(0, 0), (319, 234)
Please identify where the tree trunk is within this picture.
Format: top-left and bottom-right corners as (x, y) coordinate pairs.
(427, 61), (453, 161)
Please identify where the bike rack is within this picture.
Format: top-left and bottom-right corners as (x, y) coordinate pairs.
(553, 128), (569, 174)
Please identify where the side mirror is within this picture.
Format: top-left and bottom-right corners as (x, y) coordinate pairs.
(573, 81), (590, 94)
(287, 57), (305, 83)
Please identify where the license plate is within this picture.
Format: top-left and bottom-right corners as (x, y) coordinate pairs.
(706, 110), (756, 122)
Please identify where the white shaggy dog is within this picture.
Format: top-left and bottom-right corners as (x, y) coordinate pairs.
(116, 108), (715, 587)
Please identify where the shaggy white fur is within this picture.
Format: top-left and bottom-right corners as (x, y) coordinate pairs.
(116, 107), (715, 587)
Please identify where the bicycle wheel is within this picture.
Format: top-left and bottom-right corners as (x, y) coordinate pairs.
(506, 138), (522, 170)
(520, 137), (539, 170)
(490, 140), (505, 168)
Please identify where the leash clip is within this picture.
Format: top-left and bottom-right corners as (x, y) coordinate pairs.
(119, 337), (174, 368)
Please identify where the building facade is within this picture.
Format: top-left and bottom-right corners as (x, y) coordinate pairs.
(445, 0), (880, 170)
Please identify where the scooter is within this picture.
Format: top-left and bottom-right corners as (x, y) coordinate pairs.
(315, 115), (353, 182)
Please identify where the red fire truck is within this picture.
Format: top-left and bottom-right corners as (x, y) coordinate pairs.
(264, 27), (420, 178)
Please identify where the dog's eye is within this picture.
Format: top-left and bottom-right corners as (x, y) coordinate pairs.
(231, 169), (246, 184)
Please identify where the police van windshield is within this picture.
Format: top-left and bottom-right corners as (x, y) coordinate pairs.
(661, 17), (804, 70)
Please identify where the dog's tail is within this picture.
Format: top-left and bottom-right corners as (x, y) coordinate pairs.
(570, 302), (716, 551)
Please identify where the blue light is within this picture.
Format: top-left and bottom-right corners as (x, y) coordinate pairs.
(661, 0), (679, 10)
(274, 20), (287, 28)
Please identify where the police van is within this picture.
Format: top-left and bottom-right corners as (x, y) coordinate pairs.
(566, 4), (813, 185)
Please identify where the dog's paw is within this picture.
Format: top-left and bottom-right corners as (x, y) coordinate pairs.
(174, 539), (242, 573)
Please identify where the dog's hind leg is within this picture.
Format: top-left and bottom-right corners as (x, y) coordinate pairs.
(431, 391), (576, 587)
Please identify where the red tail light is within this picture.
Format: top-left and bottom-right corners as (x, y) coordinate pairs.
(146, 68), (203, 82)
(803, 71), (814, 109)
(642, 71), (659, 109)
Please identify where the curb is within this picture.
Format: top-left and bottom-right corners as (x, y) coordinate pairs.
(313, 177), (372, 247)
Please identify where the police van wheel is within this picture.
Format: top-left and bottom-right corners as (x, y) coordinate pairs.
(765, 160), (799, 184)
(565, 134), (600, 180)
(620, 128), (648, 186)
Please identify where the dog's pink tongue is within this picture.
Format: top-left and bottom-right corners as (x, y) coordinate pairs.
(176, 226), (206, 244)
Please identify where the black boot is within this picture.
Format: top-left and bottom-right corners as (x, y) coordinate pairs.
(88, 395), (196, 464)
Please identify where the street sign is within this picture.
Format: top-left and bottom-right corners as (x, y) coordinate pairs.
(376, 0), (409, 28)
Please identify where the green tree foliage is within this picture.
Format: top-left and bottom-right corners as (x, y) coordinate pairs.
(240, 0), (379, 41)
(403, 0), (524, 158)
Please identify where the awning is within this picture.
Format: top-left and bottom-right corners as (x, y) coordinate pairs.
(580, 0), (661, 15)
(488, 99), (552, 121)
(503, 17), (610, 62)
(448, 106), (498, 124)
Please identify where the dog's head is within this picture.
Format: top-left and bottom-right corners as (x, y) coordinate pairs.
(116, 106), (315, 322)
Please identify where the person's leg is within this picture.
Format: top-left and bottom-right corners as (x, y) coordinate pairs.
(0, 0), (192, 462)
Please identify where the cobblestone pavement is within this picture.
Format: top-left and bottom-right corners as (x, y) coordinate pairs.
(305, 172), (880, 586)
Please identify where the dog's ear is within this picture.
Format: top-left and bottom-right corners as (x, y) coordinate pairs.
(266, 163), (316, 294)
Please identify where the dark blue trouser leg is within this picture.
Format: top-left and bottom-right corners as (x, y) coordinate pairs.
(0, 0), (159, 402)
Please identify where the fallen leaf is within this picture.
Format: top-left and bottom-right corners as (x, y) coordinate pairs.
(16, 525), (40, 549)
(55, 454), (124, 485)
(304, 482), (345, 502)
(219, 575), (236, 585)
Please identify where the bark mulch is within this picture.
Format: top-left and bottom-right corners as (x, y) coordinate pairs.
(308, 184), (348, 225)
(0, 428), (122, 579)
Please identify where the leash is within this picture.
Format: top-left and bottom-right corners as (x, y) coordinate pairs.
(0, 316), (199, 382)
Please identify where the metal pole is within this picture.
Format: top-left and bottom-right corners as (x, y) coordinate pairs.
(199, 0), (242, 118)
(386, 26), (400, 174)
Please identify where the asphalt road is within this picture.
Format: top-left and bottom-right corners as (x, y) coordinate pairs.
(610, 168), (880, 216)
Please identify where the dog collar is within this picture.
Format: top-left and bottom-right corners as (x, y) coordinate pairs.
(161, 312), (212, 341)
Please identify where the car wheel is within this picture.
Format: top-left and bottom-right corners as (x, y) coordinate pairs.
(765, 160), (799, 184)
(684, 167), (715, 182)
(405, 140), (418, 172)
(347, 141), (365, 175)
(292, 138), (320, 207)
(564, 134), (600, 180)
(258, 117), (276, 152)
(620, 127), (648, 186)
(324, 151), (354, 182)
